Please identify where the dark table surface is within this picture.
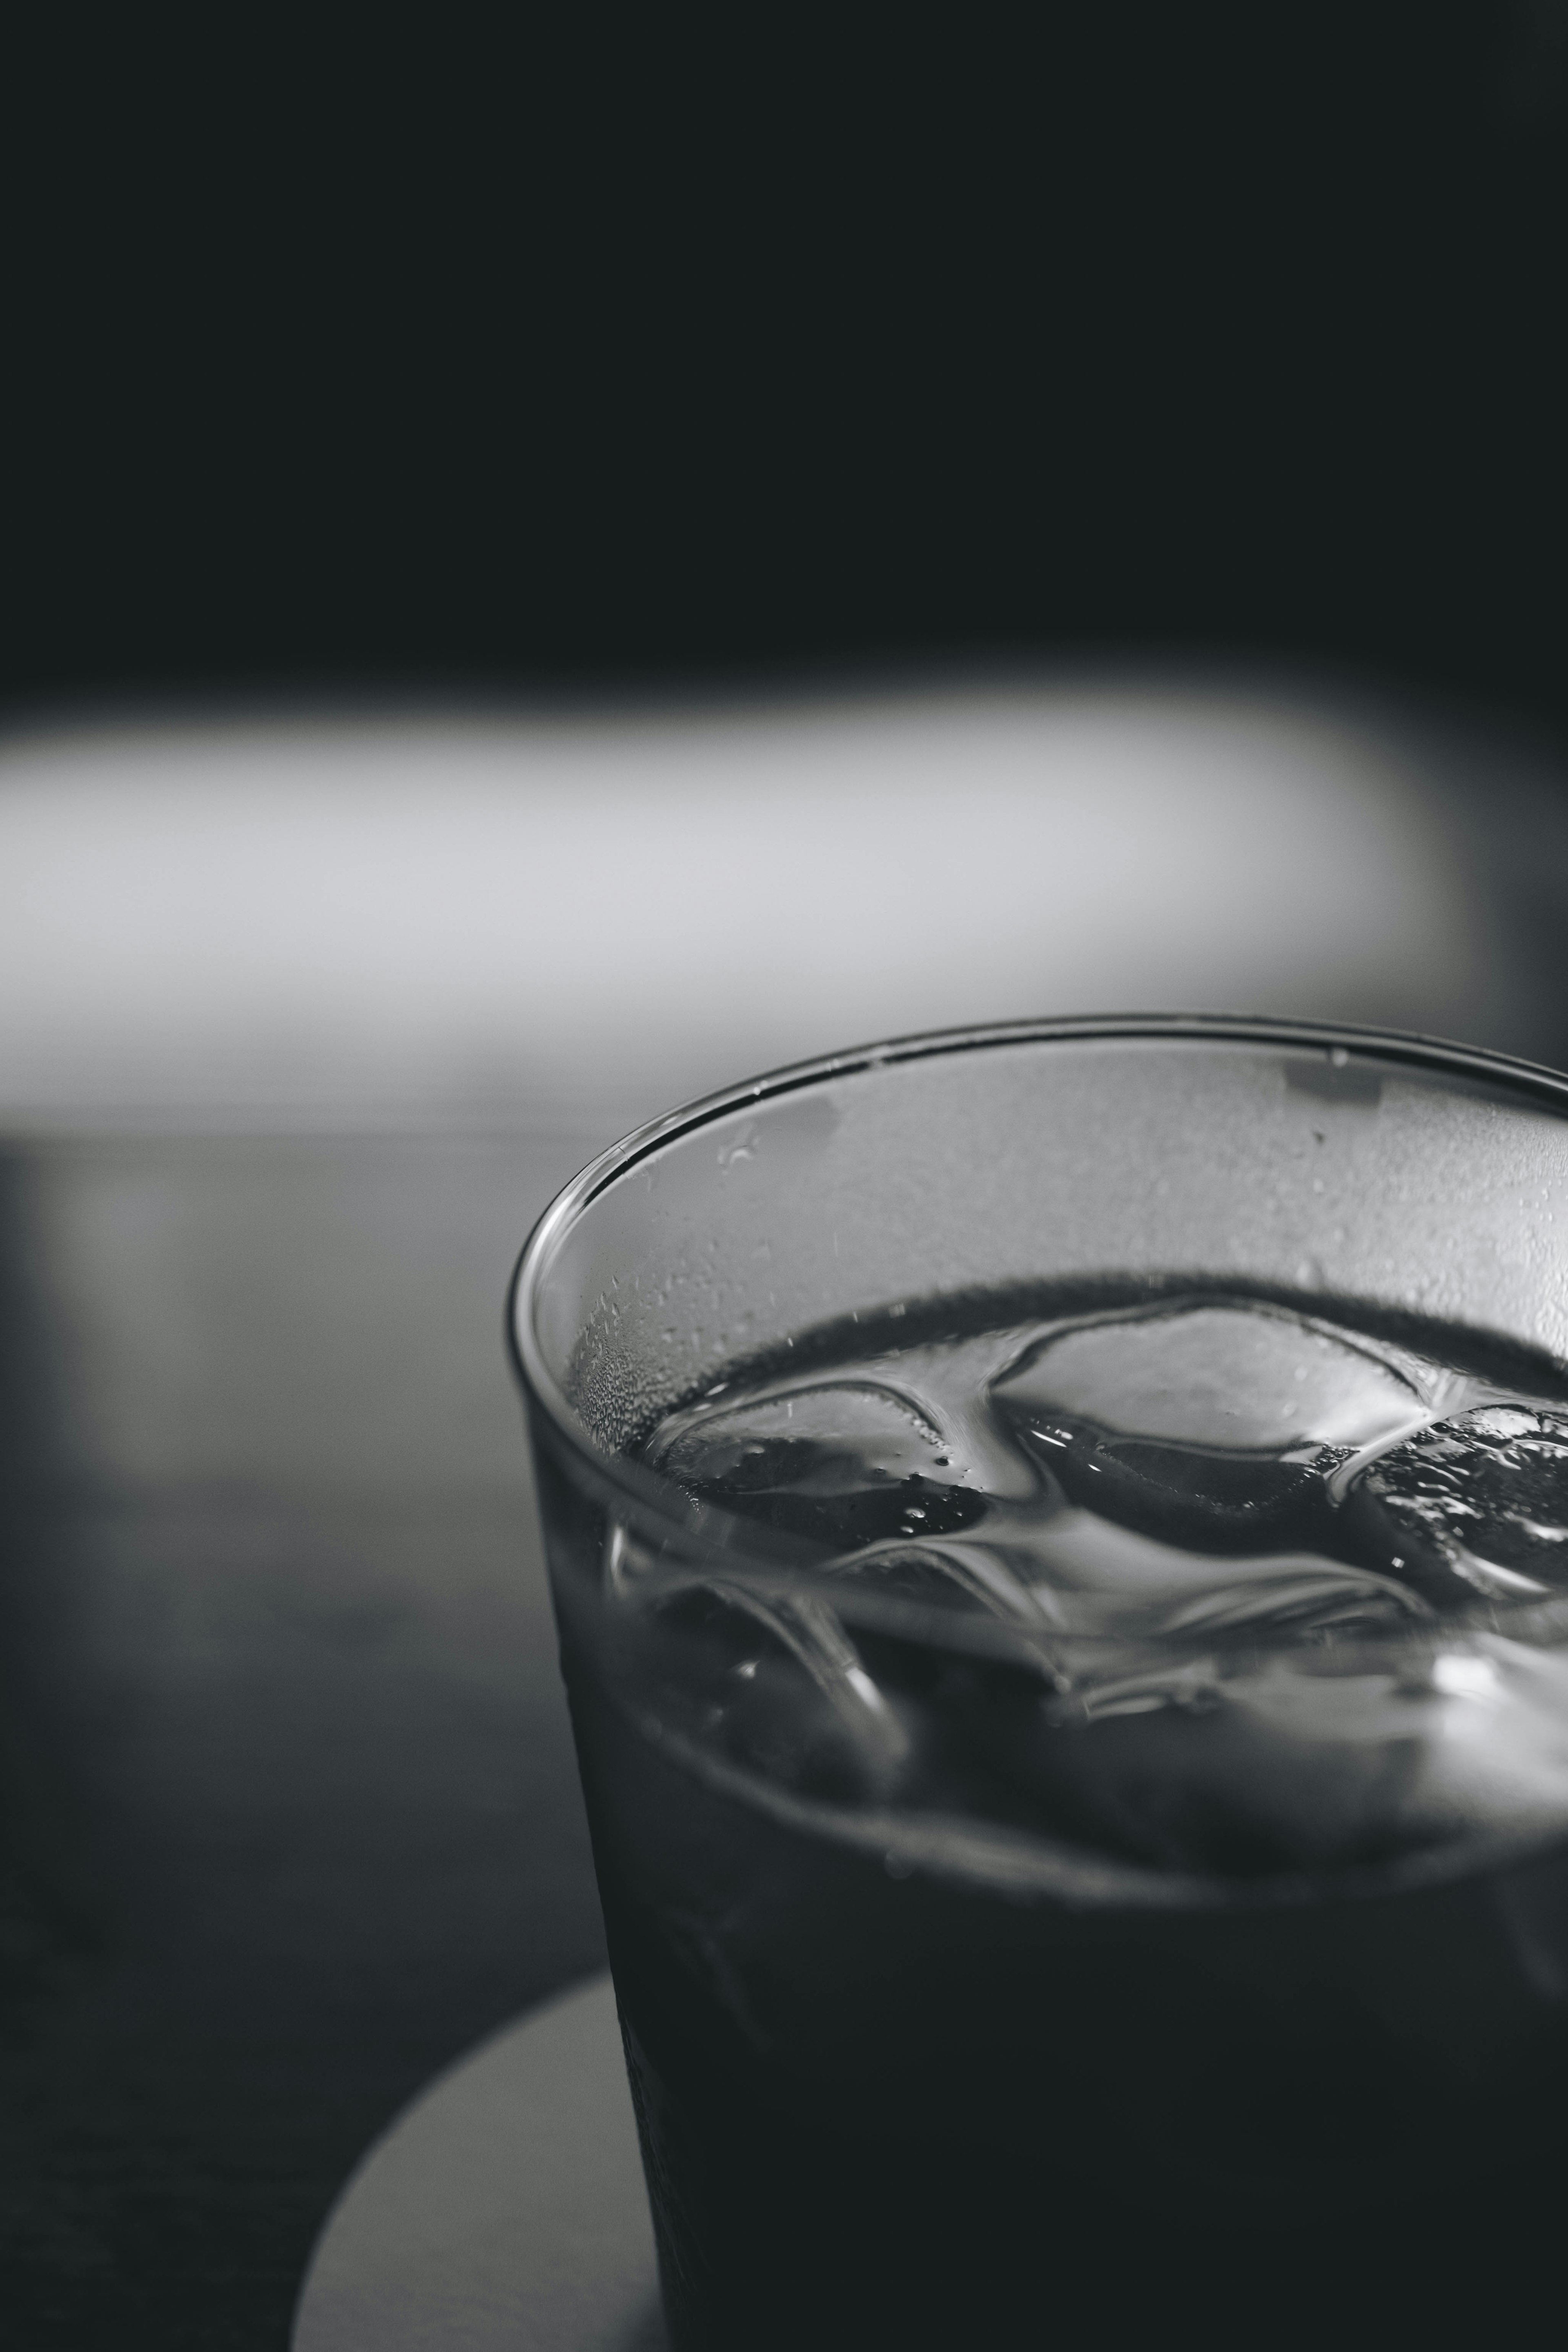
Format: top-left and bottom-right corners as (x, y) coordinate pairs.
(0, 1125), (616, 2349)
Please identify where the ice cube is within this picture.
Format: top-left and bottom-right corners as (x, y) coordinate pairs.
(949, 1633), (1568, 1878)
(639, 1576), (912, 1800)
(1348, 1406), (1568, 1606)
(1141, 1557), (1430, 1642)
(994, 1300), (1428, 1451)
(991, 1300), (1427, 1552)
(646, 1379), (990, 1549)
(820, 1538), (1054, 1626)
(970, 1487), (1429, 1643)
(1012, 1424), (1342, 1552)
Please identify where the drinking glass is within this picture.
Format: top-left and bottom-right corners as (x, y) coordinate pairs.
(508, 1016), (1568, 2350)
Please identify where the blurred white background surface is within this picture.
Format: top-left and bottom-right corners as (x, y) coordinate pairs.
(0, 682), (1527, 1132)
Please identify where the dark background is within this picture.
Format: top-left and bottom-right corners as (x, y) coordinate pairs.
(7, 4), (1564, 735)
(2, 11), (1565, 2347)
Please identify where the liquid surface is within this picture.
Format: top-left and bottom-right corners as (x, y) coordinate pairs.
(630, 1292), (1568, 1879)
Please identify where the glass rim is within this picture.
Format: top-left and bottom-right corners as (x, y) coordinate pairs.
(509, 1009), (1568, 1515)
